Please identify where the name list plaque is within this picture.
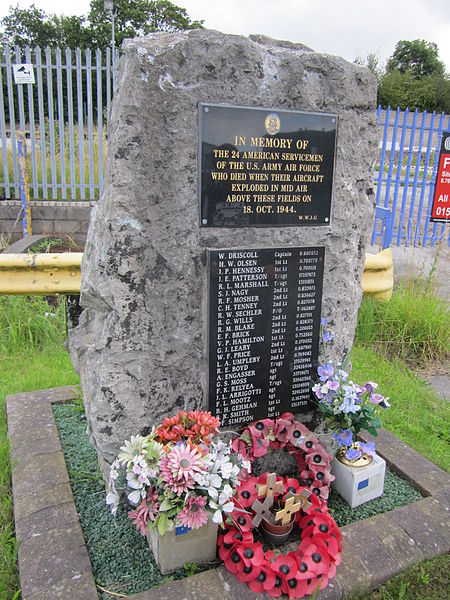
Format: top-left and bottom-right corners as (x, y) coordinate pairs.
(199, 103), (337, 227)
(207, 246), (324, 426)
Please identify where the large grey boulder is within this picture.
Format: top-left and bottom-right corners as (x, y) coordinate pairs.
(68, 29), (378, 475)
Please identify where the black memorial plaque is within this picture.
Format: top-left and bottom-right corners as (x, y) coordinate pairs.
(207, 246), (324, 426)
(199, 103), (337, 227)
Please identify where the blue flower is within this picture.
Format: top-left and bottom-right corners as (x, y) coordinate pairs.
(333, 429), (353, 447)
(321, 317), (327, 326)
(318, 363), (334, 382)
(360, 441), (376, 456)
(323, 330), (333, 343)
(346, 447), (362, 461)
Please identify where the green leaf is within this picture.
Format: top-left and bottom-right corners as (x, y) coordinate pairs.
(157, 514), (168, 536)
(159, 498), (173, 512)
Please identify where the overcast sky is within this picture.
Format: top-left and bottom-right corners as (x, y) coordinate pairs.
(5, 0), (450, 70)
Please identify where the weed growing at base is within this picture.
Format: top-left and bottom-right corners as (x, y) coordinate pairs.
(355, 278), (449, 365)
(0, 295), (67, 356)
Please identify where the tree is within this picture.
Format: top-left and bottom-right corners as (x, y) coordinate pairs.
(367, 39), (450, 113)
(87, 0), (203, 50)
(0, 1), (203, 51)
(386, 39), (445, 79)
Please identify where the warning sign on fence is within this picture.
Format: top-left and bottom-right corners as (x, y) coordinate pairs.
(431, 132), (450, 222)
(12, 64), (35, 85)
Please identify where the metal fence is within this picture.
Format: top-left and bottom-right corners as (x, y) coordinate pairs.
(0, 45), (115, 201)
(372, 106), (450, 248)
(1, 44), (449, 247)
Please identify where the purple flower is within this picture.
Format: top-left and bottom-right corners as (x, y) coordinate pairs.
(333, 429), (353, 447)
(321, 317), (327, 326)
(318, 363), (334, 382)
(346, 447), (362, 461)
(362, 381), (378, 393)
(328, 380), (340, 391)
(359, 441), (376, 456)
(323, 330), (333, 343)
(370, 394), (391, 409)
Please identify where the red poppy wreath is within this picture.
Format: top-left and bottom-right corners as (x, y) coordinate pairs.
(218, 472), (342, 598)
(231, 413), (335, 501)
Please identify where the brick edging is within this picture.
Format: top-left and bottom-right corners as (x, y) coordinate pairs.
(6, 388), (450, 599)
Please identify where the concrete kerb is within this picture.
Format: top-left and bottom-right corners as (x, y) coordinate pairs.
(7, 387), (450, 600)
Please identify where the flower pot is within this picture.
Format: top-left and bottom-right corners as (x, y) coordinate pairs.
(147, 521), (218, 574)
(331, 452), (386, 508)
(260, 517), (294, 546)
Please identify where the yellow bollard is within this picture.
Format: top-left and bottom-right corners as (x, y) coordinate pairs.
(361, 248), (393, 301)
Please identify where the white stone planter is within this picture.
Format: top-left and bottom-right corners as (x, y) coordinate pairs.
(331, 453), (386, 508)
(147, 521), (218, 574)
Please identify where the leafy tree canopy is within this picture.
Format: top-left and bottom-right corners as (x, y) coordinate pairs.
(0, 1), (203, 50)
(387, 39), (445, 79)
(356, 40), (449, 113)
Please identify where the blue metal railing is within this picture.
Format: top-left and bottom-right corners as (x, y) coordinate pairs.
(372, 105), (450, 248)
(1, 44), (449, 248)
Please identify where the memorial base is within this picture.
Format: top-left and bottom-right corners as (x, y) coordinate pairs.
(147, 521), (218, 574)
(331, 453), (386, 508)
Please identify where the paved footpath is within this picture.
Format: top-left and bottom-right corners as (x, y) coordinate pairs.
(7, 387), (450, 600)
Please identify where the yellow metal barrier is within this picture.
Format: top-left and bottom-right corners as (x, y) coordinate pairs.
(362, 248), (393, 301)
(0, 252), (83, 294)
(0, 249), (393, 299)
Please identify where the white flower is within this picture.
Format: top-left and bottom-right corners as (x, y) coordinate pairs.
(126, 470), (143, 490)
(106, 488), (120, 515)
(222, 500), (235, 514)
(218, 484), (233, 505)
(211, 509), (224, 524)
(118, 434), (149, 465)
(127, 489), (142, 505)
(220, 460), (233, 479)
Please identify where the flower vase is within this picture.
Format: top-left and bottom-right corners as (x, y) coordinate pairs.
(147, 521), (218, 574)
(261, 516), (294, 546)
(331, 445), (386, 508)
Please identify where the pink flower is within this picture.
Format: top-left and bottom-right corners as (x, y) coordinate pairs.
(128, 487), (160, 536)
(160, 443), (205, 495)
(178, 495), (208, 529)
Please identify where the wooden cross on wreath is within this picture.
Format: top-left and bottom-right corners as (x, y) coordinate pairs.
(256, 473), (284, 499)
(251, 496), (274, 527)
(275, 492), (306, 525)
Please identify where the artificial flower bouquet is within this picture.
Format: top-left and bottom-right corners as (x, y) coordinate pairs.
(312, 319), (391, 462)
(106, 410), (249, 536)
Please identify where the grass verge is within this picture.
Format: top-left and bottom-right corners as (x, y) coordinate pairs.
(350, 345), (450, 472)
(355, 278), (449, 366)
(0, 295), (79, 600)
(350, 554), (450, 600)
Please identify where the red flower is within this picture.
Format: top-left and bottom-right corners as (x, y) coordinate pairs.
(229, 506), (253, 532)
(236, 562), (262, 583)
(248, 564), (276, 594)
(274, 417), (294, 444)
(235, 477), (259, 508)
(224, 548), (245, 574)
(297, 538), (331, 576)
(252, 435), (270, 457)
(236, 542), (266, 567)
(248, 419), (273, 439)
(231, 437), (251, 459)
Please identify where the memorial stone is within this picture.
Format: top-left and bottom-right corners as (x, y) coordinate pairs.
(68, 29), (378, 476)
